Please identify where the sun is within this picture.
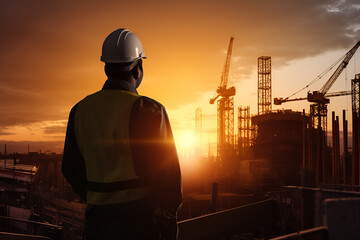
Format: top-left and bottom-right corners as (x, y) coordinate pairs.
(173, 130), (200, 172)
(173, 130), (196, 156)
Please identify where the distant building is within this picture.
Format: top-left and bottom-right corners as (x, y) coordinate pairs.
(252, 110), (309, 186)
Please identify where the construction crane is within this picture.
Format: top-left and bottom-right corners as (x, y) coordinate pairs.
(274, 41), (360, 131)
(274, 90), (352, 105)
(210, 37), (236, 104)
(210, 37), (236, 166)
(275, 41), (360, 105)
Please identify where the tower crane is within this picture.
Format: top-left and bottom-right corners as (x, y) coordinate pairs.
(274, 90), (353, 105)
(210, 37), (236, 165)
(210, 37), (236, 104)
(274, 41), (360, 131)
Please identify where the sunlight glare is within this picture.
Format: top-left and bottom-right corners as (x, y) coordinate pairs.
(174, 130), (196, 156)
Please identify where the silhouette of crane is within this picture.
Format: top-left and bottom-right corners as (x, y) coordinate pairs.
(210, 37), (236, 166)
(274, 41), (360, 132)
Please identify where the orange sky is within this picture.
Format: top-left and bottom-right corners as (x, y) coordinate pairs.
(0, 0), (360, 156)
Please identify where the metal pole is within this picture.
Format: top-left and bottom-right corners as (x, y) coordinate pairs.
(210, 182), (218, 213)
(358, 112), (360, 186)
(322, 129), (327, 184)
(308, 116), (313, 184)
(352, 113), (358, 185)
(4, 144), (6, 168)
(332, 112), (336, 183)
(335, 116), (340, 184)
(302, 109), (307, 186)
(317, 126), (322, 184)
(343, 110), (348, 184)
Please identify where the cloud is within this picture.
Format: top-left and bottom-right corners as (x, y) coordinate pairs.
(227, 0), (360, 79)
(0, 0), (359, 131)
(0, 127), (15, 136)
(43, 125), (67, 135)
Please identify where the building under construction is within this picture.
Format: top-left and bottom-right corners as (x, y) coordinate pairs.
(252, 110), (308, 186)
(1, 39), (360, 239)
(201, 38), (360, 239)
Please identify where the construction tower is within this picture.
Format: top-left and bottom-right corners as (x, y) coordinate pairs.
(352, 73), (360, 185)
(210, 37), (236, 167)
(195, 108), (202, 157)
(258, 56), (272, 115)
(238, 106), (251, 159)
(310, 104), (328, 132)
(352, 74), (360, 116)
(217, 97), (235, 164)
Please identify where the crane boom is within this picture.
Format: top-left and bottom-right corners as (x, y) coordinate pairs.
(274, 90), (352, 105)
(324, 90), (351, 98)
(274, 40), (360, 105)
(320, 41), (360, 94)
(220, 37), (234, 89)
(210, 37), (236, 104)
(274, 96), (307, 105)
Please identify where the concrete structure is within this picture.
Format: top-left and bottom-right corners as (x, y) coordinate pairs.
(322, 198), (360, 240)
(252, 110), (309, 185)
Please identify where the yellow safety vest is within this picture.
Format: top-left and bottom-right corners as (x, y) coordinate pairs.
(74, 89), (152, 205)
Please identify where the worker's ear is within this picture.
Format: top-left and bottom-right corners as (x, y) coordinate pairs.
(131, 60), (142, 79)
(135, 65), (141, 79)
(134, 63), (143, 88)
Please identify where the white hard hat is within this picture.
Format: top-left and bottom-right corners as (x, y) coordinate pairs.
(101, 28), (147, 63)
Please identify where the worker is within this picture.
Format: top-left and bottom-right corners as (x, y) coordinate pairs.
(62, 28), (182, 239)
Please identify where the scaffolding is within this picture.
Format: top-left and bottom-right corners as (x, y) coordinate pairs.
(238, 106), (251, 159)
(352, 74), (360, 117)
(258, 56), (272, 115)
(217, 97), (234, 166)
(352, 74), (360, 185)
(310, 103), (328, 133)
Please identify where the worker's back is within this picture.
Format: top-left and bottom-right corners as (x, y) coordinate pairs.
(75, 89), (152, 205)
(62, 28), (182, 239)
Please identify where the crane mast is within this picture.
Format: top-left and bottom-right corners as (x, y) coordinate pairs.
(209, 37), (236, 169)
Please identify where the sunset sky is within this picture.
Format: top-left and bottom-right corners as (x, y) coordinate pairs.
(1, 0), (360, 157)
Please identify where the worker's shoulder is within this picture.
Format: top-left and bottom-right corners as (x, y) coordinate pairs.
(134, 96), (166, 113)
(138, 95), (165, 109)
(68, 90), (103, 114)
(76, 90), (103, 104)
(81, 89), (138, 101)
(77, 90), (140, 107)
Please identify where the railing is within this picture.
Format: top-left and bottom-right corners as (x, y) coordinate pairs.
(269, 226), (328, 240)
(178, 199), (281, 240)
(0, 232), (51, 240)
(0, 216), (62, 240)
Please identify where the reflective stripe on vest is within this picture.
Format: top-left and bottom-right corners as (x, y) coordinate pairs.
(75, 90), (151, 205)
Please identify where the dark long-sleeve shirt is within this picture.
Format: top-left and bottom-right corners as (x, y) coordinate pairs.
(62, 79), (182, 215)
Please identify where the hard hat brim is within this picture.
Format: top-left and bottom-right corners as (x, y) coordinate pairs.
(100, 56), (147, 63)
